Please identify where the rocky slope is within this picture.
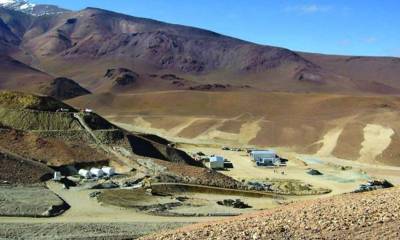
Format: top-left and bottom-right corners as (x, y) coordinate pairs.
(0, 55), (90, 99)
(69, 91), (400, 166)
(141, 187), (400, 240)
(0, 91), (203, 178)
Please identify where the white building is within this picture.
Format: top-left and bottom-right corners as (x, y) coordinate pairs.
(102, 166), (115, 176)
(209, 156), (225, 169)
(250, 150), (280, 166)
(90, 168), (104, 178)
(78, 169), (91, 179)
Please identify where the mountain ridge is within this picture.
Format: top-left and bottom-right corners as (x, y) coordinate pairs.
(0, 0), (69, 16)
(0, 4), (398, 95)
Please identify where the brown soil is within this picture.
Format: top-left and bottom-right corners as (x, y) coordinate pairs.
(69, 91), (400, 166)
(155, 160), (241, 189)
(0, 150), (53, 184)
(0, 129), (110, 167)
(141, 187), (400, 240)
(177, 119), (219, 139)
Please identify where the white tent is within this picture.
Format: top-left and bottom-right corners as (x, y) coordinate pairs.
(78, 169), (91, 179)
(102, 167), (115, 176)
(90, 168), (104, 178)
(209, 156), (225, 169)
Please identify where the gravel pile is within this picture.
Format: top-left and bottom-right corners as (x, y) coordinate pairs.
(154, 159), (242, 189)
(141, 187), (400, 240)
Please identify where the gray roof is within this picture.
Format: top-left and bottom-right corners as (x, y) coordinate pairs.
(251, 150), (276, 154)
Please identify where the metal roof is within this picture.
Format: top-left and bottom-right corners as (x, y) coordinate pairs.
(251, 150), (276, 154)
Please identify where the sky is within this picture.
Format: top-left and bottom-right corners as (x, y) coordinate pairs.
(31, 0), (400, 57)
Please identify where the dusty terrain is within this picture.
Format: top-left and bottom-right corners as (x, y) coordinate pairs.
(0, 3), (400, 240)
(0, 148), (54, 184)
(0, 185), (69, 217)
(142, 187), (400, 240)
(69, 90), (400, 166)
(0, 222), (186, 240)
(0, 128), (110, 167)
(0, 181), (217, 239)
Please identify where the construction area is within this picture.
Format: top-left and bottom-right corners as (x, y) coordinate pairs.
(0, 91), (399, 239)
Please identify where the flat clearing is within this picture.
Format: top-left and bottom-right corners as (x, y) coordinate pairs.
(0, 222), (187, 240)
(0, 186), (69, 217)
(177, 143), (400, 196)
(0, 182), (220, 239)
(98, 187), (278, 217)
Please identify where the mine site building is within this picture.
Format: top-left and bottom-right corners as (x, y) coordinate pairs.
(90, 168), (104, 178)
(78, 169), (91, 179)
(209, 156), (225, 169)
(102, 167), (115, 176)
(250, 150), (281, 166)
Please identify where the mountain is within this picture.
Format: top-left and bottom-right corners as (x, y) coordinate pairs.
(0, 54), (52, 90)
(1, 3), (400, 166)
(0, 0), (69, 16)
(0, 16), (19, 53)
(0, 90), (196, 171)
(0, 6), (398, 95)
(38, 77), (91, 100)
(0, 55), (90, 99)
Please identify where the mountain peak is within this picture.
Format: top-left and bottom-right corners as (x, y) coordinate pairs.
(0, 0), (35, 11)
(0, 0), (69, 16)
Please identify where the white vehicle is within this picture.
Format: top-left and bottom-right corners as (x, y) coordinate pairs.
(84, 108), (93, 113)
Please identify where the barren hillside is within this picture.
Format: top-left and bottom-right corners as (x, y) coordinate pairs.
(0, 55), (90, 99)
(69, 91), (400, 166)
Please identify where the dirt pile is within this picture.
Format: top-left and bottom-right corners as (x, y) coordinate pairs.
(154, 160), (240, 188)
(39, 77), (91, 100)
(142, 187), (400, 240)
(0, 150), (53, 184)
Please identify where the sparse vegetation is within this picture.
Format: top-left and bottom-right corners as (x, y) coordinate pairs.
(0, 91), (74, 111)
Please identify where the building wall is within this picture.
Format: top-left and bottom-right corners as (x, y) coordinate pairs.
(252, 153), (276, 161)
(209, 156), (224, 169)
